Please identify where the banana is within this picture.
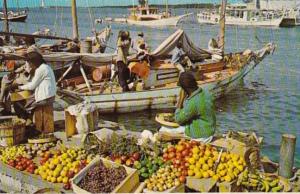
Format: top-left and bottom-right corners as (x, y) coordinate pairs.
(249, 178), (259, 184)
(270, 179), (279, 187)
(261, 180), (270, 192)
(249, 174), (259, 179)
(271, 185), (283, 192)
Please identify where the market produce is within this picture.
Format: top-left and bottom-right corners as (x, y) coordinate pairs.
(134, 157), (165, 180)
(7, 156), (37, 174)
(35, 147), (93, 188)
(24, 142), (57, 158)
(0, 117), (24, 127)
(78, 159), (127, 193)
(145, 165), (184, 192)
(187, 143), (246, 182)
(237, 169), (284, 192)
(0, 145), (27, 163)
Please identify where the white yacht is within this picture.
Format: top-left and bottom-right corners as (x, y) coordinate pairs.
(197, 4), (285, 27)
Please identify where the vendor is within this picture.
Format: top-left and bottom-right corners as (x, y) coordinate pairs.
(12, 51), (56, 121)
(174, 72), (216, 141)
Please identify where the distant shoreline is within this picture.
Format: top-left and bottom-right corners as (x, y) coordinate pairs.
(9, 3), (218, 9)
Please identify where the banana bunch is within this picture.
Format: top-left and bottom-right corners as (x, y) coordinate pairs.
(237, 169), (283, 192)
(0, 146), (26, 163)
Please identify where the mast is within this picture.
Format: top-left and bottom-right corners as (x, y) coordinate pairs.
(71, 0), (79, 40)
(166, 0), (169, 17)
(2, 0), (10, 43)
(41, 0), (45, 8)
(219, 0), (227, 55)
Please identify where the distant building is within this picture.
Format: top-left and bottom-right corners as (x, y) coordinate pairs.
(247, 0), (299, 10)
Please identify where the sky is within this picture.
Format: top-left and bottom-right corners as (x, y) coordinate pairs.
(2, 0), (242, 8)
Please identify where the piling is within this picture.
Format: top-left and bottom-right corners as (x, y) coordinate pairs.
(278, 134), (296, 178)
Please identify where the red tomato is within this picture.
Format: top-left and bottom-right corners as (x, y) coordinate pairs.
(182, 170), (188, 176)
(132, 152), (140, 161)
(168, 147), (176, 153)
(120, 155), (128, 162)
(182, 150), (189, 157)
(179, 176), (186, 183)
(163, 153), (169, 160)
(168, 152), (175, 159)
(176, 152), (182, 159)
(185, 142), (192, 149)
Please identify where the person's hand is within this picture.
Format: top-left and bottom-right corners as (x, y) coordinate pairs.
(176, 89), (187, 109)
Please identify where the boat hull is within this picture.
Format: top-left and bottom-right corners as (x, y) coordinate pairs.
(197, 14), (283, 27)
(125, 14), (191, 27)
(0, 15), (27, 22)
(79, 60), (255, 114)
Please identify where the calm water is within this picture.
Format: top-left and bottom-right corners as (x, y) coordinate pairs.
(2, 7), (299, 166)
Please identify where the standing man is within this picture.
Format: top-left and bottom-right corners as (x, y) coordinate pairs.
(116, 31), (131, 92)
(174, 72), (216, 141)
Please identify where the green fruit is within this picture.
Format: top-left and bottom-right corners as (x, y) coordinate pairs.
(158, 159), (164, 166)
(152, 164), (158, 171)
(261, 180), (270, 192)
(148, 169), (154, 175)
(140, 167), (147, 173)
(141, 173), (149, 178)
(141, 160), (147, 166)
(146, 162), (153, 169)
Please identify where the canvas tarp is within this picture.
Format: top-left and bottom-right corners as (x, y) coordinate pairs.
(151, 29), (212, 61)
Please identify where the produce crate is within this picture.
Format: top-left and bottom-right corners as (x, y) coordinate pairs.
(71, 157), (139, 193)
(0, 116), (26, 146)
(142, 183), (185, 193)
(186, 177), (217, 192)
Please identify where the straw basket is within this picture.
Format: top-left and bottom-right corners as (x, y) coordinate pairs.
(0, 116), (26, 146)
(71, 157), (139, 193)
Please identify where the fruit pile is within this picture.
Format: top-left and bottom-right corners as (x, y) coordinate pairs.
(78, 159), (127, 193)
(24, 142), (57, 158)
(145, 165), (184, 192)
(238, 170), (284, 192)
(133, 157), (164, 180)
(0, 146), (27, 163)
(162, 140), (199, 177)
(187, 143), (246, 182)
(7, 156), (37, 174)
(111, 152), (141, 167)
(35, 148), (93, 189)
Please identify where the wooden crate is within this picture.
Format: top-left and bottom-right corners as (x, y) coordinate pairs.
(140, 183), (185, 193)
(0, 116), (26, 146)
(186, 177), (217, 192)
(65, 109), (99, 138)
(71, 157), (139, 193)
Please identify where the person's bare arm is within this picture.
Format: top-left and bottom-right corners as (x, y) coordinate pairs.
(176, 89), (187, 109)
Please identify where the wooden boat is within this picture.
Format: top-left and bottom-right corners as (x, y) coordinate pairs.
(0, 11), (28, 22)
(48, 29), (275, 113)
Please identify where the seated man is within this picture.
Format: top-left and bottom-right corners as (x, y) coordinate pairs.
(160, 72), (216, 142)
(171, 42), (195, 73)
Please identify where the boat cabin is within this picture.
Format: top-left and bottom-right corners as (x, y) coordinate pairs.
(128, 6), (170, 21)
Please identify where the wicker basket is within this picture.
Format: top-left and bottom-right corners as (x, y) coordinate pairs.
(0, 116), (26, 146)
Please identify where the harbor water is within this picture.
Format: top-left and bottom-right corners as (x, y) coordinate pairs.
(2, 7), (300, 166)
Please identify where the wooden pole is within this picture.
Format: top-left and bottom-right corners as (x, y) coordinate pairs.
(166, 0), (168, 17)
(278, 134), (296, 178)
(219, 0), (227, 55)
(3, 0), (10, 43)
(71, 0), (79, 40)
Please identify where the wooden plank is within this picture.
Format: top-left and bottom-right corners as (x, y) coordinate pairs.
(0, 31), (73, 41)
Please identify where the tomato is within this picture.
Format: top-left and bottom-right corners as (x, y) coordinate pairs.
(168, 152), (175, 159)
(168, 146), (176, 153)
(163, 153), (169, 160)
(120, 155), (128, 162)
(179, 175), (186, 183)
(190, 140), (199, 147)
(182, 150), (189, 157)
(26, 160), (33, 166)
(67, 170), (75, 178)
(132, 152), (140, 161)
(185, 142), (192, 149)
(176, 152), (182, 159)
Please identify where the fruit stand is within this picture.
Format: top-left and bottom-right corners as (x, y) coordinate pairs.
(0, 123), (299, 193)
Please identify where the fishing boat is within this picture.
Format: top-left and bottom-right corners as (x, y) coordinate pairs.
(0, 11), (27, 22)
(98, 0), (191, 27)
(197, 4), (285, 27)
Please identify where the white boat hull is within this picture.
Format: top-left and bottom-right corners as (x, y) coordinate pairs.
(197, 14), (283, 27)
(80, 60), (255, 114)
(125, 14), (191, 27)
